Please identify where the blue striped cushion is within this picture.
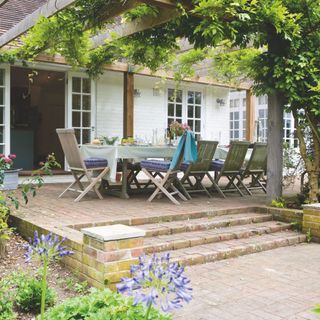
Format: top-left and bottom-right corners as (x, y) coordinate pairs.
(180, 161), (190, 171)
(140, 160), (171, 172)
(210, 159), (224, 171)
(84, 157), (108, 169)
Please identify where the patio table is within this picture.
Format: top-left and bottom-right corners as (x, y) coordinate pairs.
(80, 144), (248, 199)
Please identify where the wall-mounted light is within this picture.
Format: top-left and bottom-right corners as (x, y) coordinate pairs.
(216, 98), (226, 107)
(134, 89), (141, 97)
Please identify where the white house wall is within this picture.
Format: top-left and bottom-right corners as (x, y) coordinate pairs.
(96, 71), (230, 144)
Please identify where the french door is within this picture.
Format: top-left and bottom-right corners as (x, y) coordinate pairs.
(0, 66), (10, 155)
(67, 73), (96, 145)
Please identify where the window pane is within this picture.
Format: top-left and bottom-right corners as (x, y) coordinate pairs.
(234, 131), (239, 139)
(0, 88), (3, 105)
(234, 121), (239, 129)
(242, 98), (246, 107)
(82, 130), (91, 144)
(0, 126), (4, 143)
(72, 94), (81, 110)
(176, 90), (182, 103)
(72, 112), (81, 127)
(0, 145), (3, 154)
(195, 92), (201, 105)
(234, 112), (239, 120)
(82, 95), (91, 111)
(82, 78), (91, 93)
(187, 120), (193, 129)
(82, 112), (91, 127)
(188, 91), (194, 104)
(230, 112), (233, 120)
(74, 129), (81, 144)
(230, 122), (234, 129)
(0, 107), (4, 124)
(168, 89), (174, 102)
(0, 69), (4, 86)
(230, 132), (234, 139)
(188, 105), (193, 118)
(168, 104), (174, 117)
(72, 77), (81, 93)
(195, 120), (201, 132)
(176, 104), (182, 117)
(195, 106), (201, 118)
(234, 99), (240, 108)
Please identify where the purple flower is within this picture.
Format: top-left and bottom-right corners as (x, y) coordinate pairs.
(25, 231), (73, 263)
(117, 253), (192, 313)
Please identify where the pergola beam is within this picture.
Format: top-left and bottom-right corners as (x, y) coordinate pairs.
(92, 7), (178, 48)
(0, 0), (140, 48)
(0, 0), (8, 8)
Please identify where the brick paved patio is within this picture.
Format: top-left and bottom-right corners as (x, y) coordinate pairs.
(176, 243), (320, 320)
(14, 183), (267, 229)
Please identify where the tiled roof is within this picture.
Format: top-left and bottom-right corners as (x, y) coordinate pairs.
(0, 0), (47, 36)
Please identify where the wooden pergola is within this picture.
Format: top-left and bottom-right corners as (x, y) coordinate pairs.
(0, 0), (254, 140)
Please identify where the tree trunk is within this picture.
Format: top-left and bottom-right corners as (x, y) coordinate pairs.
(266, 93), (284, 203)
(309, 171), (319, 203)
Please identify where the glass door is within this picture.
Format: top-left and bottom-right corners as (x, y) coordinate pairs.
(0, 66), (10, 155)
(67, 73), (96, 144)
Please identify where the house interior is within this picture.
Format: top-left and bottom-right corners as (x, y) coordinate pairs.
(10, 67), (65, 170)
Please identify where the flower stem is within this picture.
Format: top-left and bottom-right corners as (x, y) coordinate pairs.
(145, 303), (152, 320)
(40, 259), (48, 320)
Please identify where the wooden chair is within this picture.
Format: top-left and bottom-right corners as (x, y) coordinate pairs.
(207, 141), (250, 197)
(180, 140), (219, 198)
(56, 128), (109, 202)
(239, 142), (267, 194)
(140, 132), (195, 205)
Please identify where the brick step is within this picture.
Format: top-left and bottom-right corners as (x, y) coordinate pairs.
(142, 221), (292, 254)
(139, 212), (273, 237)
(166, 231), (306, 267)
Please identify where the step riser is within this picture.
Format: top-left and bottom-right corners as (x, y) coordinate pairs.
(143, 224), (291, 254)
(145, 215), (272, 237)
(172, 235), (306, 267)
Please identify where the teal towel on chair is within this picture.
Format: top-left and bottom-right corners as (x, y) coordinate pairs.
(170, 131), (198, 170)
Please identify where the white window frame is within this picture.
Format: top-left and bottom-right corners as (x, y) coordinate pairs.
(0, 65), (10, 155)
(67, 72), (96, 145)
(166, 86), (204, 139)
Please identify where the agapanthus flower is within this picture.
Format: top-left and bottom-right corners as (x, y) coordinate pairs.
(25, 230), (73, 263)
(117, 253), (192, 313)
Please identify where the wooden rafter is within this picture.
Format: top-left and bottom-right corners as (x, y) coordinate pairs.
(0, 0), (8, 8)
(92, 7), (178, 48)
(0, 0), (140, 48)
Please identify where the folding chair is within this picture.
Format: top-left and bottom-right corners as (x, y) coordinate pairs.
(56, 128), (109, 202)
(140, 131), (197, 205)
(239, 142), (267, 194)
(180, 140), (218, 198)
(207, 141), (250, 198)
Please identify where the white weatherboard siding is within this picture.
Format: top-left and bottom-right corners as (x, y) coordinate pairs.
(96, 71), (124, 138)
(203, 86), (230, 144)
(94, 71), (231, 143)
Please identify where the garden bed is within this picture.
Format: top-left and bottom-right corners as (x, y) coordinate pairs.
(0, 233), (86, 320)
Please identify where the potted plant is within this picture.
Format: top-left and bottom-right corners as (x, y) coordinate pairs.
(0, 153), (21, 190)
(169, 121), (191, 144)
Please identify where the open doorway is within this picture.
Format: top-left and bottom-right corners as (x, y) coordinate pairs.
(10, 67), (65, 170)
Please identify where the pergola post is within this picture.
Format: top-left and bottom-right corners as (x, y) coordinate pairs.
(245, 89), (255, 142)
(123, 72), (134, 138)
(266, 93), (284, 202)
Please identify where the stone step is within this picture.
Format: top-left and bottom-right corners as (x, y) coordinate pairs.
(139, 212), (273, 237)
(166, 231), (306, 267)
(142, 221), (292, 254)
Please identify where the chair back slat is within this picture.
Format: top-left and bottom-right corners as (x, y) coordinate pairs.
(245, 143), (267, 172)
(56, 128), (85, 169)
(189, 140), (218, 171)
(222, 141), (250, 173)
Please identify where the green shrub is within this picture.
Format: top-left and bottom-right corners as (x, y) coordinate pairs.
(271, 197), (286, 208)
(42, 288), (171, 320)
(15, 274), (56, 313)
(0, 274), (17, 320)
